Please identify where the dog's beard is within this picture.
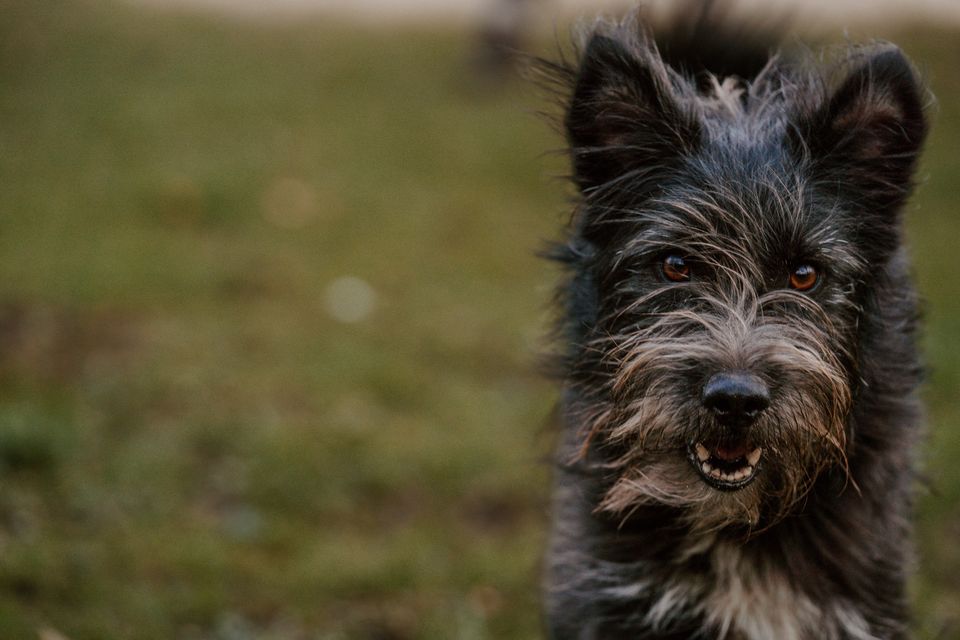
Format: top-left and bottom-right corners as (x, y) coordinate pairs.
(574, 293), (852, 535)
(591, 407), (844, 535)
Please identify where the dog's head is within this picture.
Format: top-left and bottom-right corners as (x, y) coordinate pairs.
(551, 19), (927, 532)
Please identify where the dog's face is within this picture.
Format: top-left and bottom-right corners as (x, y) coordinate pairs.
(581, 169), (858, 532)
(557, 29), (926, 532)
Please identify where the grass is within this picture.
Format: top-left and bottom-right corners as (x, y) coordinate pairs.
(0, 1), (957, 638)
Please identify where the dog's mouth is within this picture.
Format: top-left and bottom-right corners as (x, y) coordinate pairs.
(688, 440), (762, 491)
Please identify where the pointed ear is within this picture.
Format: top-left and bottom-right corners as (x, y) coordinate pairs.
(565, 33), (700, 193)
(793, 47), (927, 215)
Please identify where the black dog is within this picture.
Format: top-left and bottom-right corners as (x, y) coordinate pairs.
(539, 3), (928, 638)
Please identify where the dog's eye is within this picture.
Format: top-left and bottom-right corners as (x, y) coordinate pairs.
(661, 255), (691, 282)
(788, 264), (819, 291)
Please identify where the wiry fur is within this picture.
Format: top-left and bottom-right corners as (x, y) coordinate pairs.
(539, 4), (928, 639)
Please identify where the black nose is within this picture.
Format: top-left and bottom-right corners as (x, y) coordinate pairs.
(702, 372), (770, 427)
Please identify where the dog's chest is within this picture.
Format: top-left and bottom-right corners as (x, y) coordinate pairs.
(698, 544), (819, 640)
(641, 543), (876, 640)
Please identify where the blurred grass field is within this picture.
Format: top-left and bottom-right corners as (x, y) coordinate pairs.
(0, 1), (957, 638)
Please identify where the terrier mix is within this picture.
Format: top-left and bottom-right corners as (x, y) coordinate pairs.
(539, 3), (928, 638)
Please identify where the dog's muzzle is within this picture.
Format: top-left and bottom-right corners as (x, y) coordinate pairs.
(689, 372), (769, 490)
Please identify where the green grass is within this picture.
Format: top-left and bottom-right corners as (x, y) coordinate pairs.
(0, 1), (957, 638)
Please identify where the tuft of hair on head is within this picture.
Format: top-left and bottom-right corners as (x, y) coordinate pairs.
(653, 0), (792, 89)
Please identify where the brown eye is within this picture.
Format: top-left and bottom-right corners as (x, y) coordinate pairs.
(789, 264), (819, 291)
(662, 255), (690, 282)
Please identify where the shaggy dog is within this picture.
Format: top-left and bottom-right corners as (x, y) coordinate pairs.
(539, 3), (928, 638)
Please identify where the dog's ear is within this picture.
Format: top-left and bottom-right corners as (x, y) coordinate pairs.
(566, 33), (700, 193)
(793, 47), (927, 217)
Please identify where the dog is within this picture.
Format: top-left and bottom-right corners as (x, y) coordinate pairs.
(538, 3), (928, 638)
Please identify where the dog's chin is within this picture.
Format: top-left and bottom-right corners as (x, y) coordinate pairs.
(600, 451), (767, 531)
(687, 440), (763, 492)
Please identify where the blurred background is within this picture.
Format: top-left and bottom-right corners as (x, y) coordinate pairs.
(0, 0), (957, 638)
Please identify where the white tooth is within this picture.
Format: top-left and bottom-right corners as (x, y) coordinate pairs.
(702, 462), (713, 474)
(710, 469), (723, 479)
(696, 443), (710, 462)
(746, 448), (762, 466)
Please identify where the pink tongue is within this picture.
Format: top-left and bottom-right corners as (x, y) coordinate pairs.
(714, 443), (750, 462)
